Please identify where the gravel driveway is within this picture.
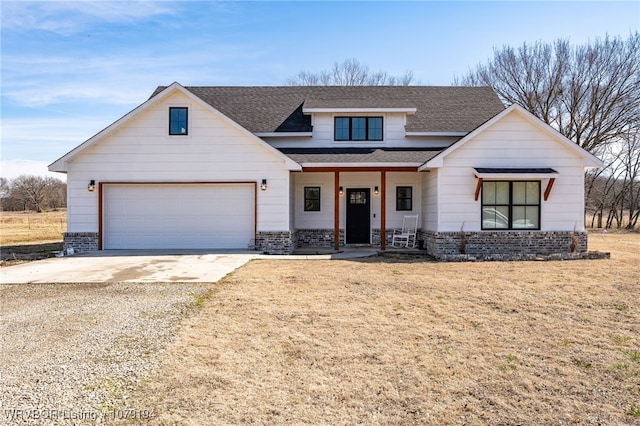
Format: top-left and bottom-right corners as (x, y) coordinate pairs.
(0, 281), (210, 425)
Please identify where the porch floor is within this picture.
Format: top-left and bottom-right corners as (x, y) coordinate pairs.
(292, 245), (426, 257)
(292, 246), (378, 256)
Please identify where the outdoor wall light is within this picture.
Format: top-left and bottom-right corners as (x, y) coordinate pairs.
(260, 179), (267, 191)
(339, 186), (344, 196)
(88, 180), (96, 192)
(374, 185), (379, 195)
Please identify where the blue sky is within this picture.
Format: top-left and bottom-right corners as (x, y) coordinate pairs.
(1, 1), (638, 180)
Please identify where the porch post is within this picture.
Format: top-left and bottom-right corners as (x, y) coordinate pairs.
(380, 170), (386, 250)
(334, 171), (340, 251)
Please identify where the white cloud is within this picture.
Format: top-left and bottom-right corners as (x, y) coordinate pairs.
(0, 159), (66, 181)
(1, 1), (176, 35)
(2, 43), (268, 108)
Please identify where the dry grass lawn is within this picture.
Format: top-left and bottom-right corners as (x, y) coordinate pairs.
(117, 233), (639, 425)
(0, 210), (66, 245)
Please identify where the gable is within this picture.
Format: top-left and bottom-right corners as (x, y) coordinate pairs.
(421, 105), (602, 170)
(49, 83), (300, 172)
(70, 91), (288, 171)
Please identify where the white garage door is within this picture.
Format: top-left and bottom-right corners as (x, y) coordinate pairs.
(103, 183), (254, 249)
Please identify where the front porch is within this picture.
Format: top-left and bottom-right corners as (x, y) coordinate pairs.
(291, 167), (427, 252)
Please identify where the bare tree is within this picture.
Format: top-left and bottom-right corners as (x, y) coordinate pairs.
(0, 178), (12, 211)
(6, 175), (66, 212)
(459, 34), (640, 230)
(618, 129), (640, 229)
(0, 178), (9, 199)
(457, 33), (640, 154)
(287, 58), (415, 86)
(45, 178), (67, 210)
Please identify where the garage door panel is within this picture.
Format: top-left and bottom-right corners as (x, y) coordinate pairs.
(103, 184), (254, 249)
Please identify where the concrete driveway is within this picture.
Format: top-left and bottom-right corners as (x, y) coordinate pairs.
(0, 250), (261, 284)
(0, 247), (380, 284)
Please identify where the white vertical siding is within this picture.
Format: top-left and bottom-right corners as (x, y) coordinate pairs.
(66, 91), (291, 233)
(436, 113), (589, 232)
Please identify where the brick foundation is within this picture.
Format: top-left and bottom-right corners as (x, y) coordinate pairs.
(421, 230), (589, 260)
(62, 229), (600, 261)
(296, 229), (344, 247)
(296, 228), (420, 247)
(63, 232), (99, 253)
(255, 231), (297, 254)
(373, 228), (422, 246)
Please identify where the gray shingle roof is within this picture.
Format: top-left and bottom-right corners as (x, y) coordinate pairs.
(152, 86), (505, 133)
(278, 148), (443, 164)
(302, 98), (417, 109)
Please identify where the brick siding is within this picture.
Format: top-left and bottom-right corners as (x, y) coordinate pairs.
(63, 232), (99, 253)
(296, 229), (345, 248)
(255, 231), (297, 254)
(420, 230), (590, 260)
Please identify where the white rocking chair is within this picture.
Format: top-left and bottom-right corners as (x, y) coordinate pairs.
(391, 215), (419, 248)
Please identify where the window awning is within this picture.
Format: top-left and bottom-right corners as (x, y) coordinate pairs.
(474, 167), (558, 179)
(473, 168), (559, 201)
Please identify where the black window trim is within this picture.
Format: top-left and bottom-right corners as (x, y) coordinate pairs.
(396, 186), (413, 211)
(169, 107), (189, 136)
(481, 180), (541, 230)
(334, 116), (383, 141)
(304, 186), (321, 212)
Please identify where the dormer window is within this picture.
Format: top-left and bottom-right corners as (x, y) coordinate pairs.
(169, 107), (188, 135)
(334, 117), (383, 141)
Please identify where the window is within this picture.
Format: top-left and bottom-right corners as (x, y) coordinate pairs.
(482, 181), (540, 230)
(350, 190), (367, 205)
(169, 107), (188, 135)
(334, 117), (383, 141)
(396, 186), (413, 211)
(304, 186), (321, 211)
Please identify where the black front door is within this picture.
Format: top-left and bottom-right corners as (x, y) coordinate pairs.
(346, 188), (371, 244)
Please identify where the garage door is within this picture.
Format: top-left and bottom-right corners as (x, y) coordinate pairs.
(103, 183), (254, 249)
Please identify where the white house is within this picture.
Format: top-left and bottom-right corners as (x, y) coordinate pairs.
(49, 83), (602, 258)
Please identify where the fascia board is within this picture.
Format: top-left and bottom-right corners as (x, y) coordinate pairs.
(300, 162), (423, 168)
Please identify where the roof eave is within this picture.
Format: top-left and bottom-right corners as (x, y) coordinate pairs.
(254, 132), (313, 138)
(406, 131), (468, 137)
(302, 107), (417, 114)
(300, 162), (423, 168)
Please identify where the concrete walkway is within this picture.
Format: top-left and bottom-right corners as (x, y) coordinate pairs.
(0, 248), (379, 284)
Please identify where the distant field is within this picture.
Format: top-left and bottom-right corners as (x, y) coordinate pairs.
(0, 210), (66, 245)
